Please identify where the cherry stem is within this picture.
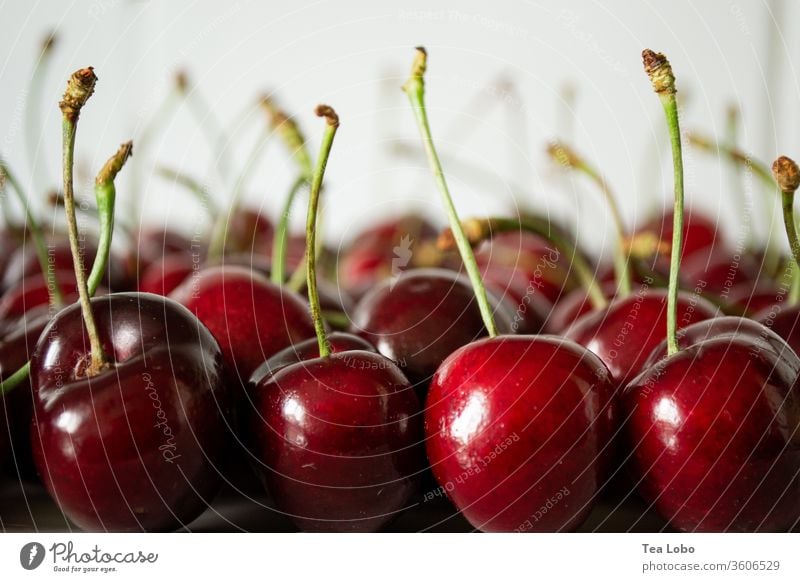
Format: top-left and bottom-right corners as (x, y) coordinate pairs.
(438, 216), (608, 311)
(129, 72), (184, 223)
(0, 143), (129, 395)
(25, 31), (57, 199)
(724, 106), (754, 250)
(402, 47), (498, 337)
(643, 49), (684, 357)
(155, 165), (219, 215)
(688, 132), (781, 274)
(60, 67), (107, 377)
(306, 105), (339, 358)
(89, 142), (132, 296)
(548, 141), (632, 297)
(177, 71), (231, 185)
(271, 175), (306, 285)
(772, 156), (800, 305)
(0, 156), (65, 306)
(264, 97), (317, 286)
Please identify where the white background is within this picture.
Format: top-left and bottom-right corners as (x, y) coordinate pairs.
(1, 0), (799, 259)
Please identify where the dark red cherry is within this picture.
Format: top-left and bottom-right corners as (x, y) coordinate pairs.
(544, 282), (617, 334)
(566, 288), (718, 386)
(725, 282), (782, 316)
(425, 335), (615, 532)
(137, 253), (195, 296)
(474, 231), (578, 304)
(755, 303), (800, 355)
(350, 268), (513, 391)
(0, 271), (79, 325)
(30, 293), (230, 531)
(135, 226), (194, 268)
(170, 265), (316, 386)
(622, 321), (800, 531)
(680, 249), (761, 296)
(2, 239), (130, 292)
(637, 207), (725, 262)
(338, 214), (439, 299)
(246, 350), (424, 532)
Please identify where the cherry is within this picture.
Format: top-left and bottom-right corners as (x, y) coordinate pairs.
(726, 282), (781, 316)
(338, 213), (439, 299)
(138, 252), (195, 296)
(636, 206), (723, 263)
(545, 282), (617, 334)
(426, 335), (615, 531)
(622, 321), (800, 531)
(29, 68), (230, 531)
(31, 293), (231, 531)
(621, 52), (800, 532)
(402, 48), (616, 531)
(246, 105), (424, 532)
(565, 288), (718, 386)
(170, 265), (316, 386)
(350, 267), (513, 392)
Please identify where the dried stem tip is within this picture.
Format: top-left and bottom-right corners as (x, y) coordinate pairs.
(547, 141), (580, 168)
(96, 141), (133, 186)
(642, 49), (676, 95)
(402, 47), (428, 92)
(59, 67), (97, 121)
(773, 156), (800, 194)
(315, 104), (339, 127)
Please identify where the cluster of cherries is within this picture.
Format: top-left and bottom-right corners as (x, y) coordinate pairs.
(2, 41), (800, 534)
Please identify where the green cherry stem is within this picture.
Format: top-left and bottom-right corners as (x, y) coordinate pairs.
(0, 138), (129, 396)
(155, 165), (219, 215)
(271, 175), (306, 285)
(306, 105), (339, 358)
(0, 156), (65, 306)
(25, 31), (57, 198)
(402, 47), (498, 337)
(89, 142), (132, 296)
(437, 216), (608, 311)
(724, 105), (754, 249)
(688, 132), (781, 274)
(772, 156), (800, 305)
(547, 141), (632, 297)
(60, 67), (107, 377)
(643, 49), (684, 357)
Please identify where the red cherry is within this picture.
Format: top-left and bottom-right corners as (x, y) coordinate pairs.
(170, 265), (316, 386)
(30, 293), (231, 531)
(425, 335), (615, 532)
(247, 350), (424, 531)
(350, 268), (513, 391)
(622, 319), (800, 531)
(566, 288), (718, 386)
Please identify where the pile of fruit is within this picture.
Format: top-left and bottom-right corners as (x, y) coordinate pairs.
(1, 40), (800, 533)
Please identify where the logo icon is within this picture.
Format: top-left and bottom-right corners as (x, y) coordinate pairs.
(390, 234), (414, 289)
(20, 542), (45, 570)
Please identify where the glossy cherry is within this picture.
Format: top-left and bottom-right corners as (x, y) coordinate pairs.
(566, 288), (718, 386)
(138, 252), (195, 296)
(350, 268), (513, 391)
(30, 293), (231, 531)
(170, 265), (316, 386)
(426, 335), (616, 531)
(623, 319), (800, 531)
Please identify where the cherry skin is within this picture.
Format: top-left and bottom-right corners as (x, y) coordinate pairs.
(544, 282), (617, 334)
(30, 293), (230, 531)
(134, 226), (194, 269)
(246, 349), (424, 532)
(338, 213), (438, 299)
(479, 262), (552, 334)
(755, 303), (800, 355)
(170, 265), (316, 386)
(2, 238), (130, 293)
(680, 249), (761, 296)
(637, 207), (725, 262)
(565, 288), (719, 387)
(350, 268), (513, 392)
(622, 321), (800, 531)
(474, 231), (578, 305)
(0, 271), (79, 326)
(425, 335), (615, 532)
(138, 253), (195, 297)
(725, 282), (782, 317)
